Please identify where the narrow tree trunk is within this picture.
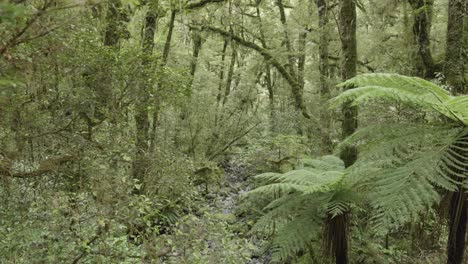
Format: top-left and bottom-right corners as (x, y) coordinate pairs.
(447, 190), (467, 264)
(277, 0), (297, 77)
(222, 44), (237, 105)
(277, 0), (310, 120)
(316, 0), (333, 154)
(189, 31), (203, 89)
(216, 40), (229, 108)
(297, 30), (307, 97)
(339, 0), (358, 167)
(408, 0), (439, 79)
(256, 5), (276, 130)
(133, 7), (157, 189)
(329, 1), (358, 263)
(162, 10), (176, 64)
(103, 0), (122, 47)
(444, 0), (466, 94)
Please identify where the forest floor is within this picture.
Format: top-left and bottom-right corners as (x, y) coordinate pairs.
(210, 160), (270, 264)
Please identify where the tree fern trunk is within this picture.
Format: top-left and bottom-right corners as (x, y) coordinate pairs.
(446, 133), (468, 264)
(331, 0), (358, 263)
(325, 213), (349, 264)
(447, 190), (467, 264)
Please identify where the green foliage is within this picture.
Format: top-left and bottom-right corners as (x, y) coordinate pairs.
(330, 73), (467, 125)
(244, 134), (310, 173)
(331, 73), (468, 230)
(246, 155), (355, 262)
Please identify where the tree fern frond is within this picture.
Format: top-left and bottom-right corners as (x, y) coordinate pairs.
(247, 182), (308, 198)
(247, 155), (351, 261)
(446, 96), (468, 124)
(337, 73), (450, 99)
(330, 73), (467, 124)
(299, 155), (345, 170)
(270, 210), (322, 262)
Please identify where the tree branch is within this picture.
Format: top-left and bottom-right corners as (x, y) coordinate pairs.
(1, 155), (74, 178)
(193, 25), (310, 119)
(208, 121), (261, 160)
(183, 0), (225, 10)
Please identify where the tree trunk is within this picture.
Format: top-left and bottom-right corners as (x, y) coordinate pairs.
(339, 0), (358, 167)
(277, 0), (297, 77)
(447, 190), (467, 264)
(222, 43), (237, 105)
(133, 6), (157, 190)
(162, 10), (176, 64)
(408, 0), (439, 79)
(189, 31), (203, 89)
(316, 0), (333, 154)
(150, 8), (177, 152)
(446, 133), (468, 264)
(444, 0), (466, 94)
(297, 30), (307, 98)
(256, 4), (276, 130)
(330, 0), (358, 263)
(103, 0), (121, 47)
(216, 40), (229, 108)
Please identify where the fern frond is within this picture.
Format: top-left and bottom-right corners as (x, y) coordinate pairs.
(247, 155), (351, 262)
(299, 155), (345, 170)
(330, 73), (467, 125)
(270, 210), (322, 262)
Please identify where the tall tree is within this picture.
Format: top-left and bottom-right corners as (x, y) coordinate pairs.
(408, 0), (439, 78)
(133, 2), (158, 189)
(445, 3), (467, 263)
(328, 0), (358, 263)
(315, 0), (333, 154)
(444, 0), (466, 94)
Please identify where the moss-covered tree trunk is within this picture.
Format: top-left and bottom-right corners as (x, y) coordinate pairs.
(133, 5), (158, 190)
(339, 0), (357, 167)
(316, 0), (333, 154)
(408, 0), (439, 79)
(445, 2), (467, 262)
(256, 4), (275, 130)
(446, 133), (468, 264)
(444, 0), (466, 94)
(332, 0), (358, 263)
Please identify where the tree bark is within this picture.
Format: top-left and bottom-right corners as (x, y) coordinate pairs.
(446, 133), (468, 264)
(330, 1), (359, 263)
(216, 40), (229, 108)
(149, 7), (177, 152)
(444, 0), (466, 94)
(103, 0), (126, 47)
(133, 5), (158, 189)
(408, 0), (439, 79)
(189, 31), (203, 88)
(277, 0), (297, 77)
(256, 5), (276, 130)
(222, 43), (237, 105)
(316, 0), (333, 154)
(339, 0), (357, 167)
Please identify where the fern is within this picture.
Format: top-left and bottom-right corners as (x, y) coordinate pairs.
(330, 73), (467, 125)
(246, 155), (354, 262)
(330, 73), (468, 231)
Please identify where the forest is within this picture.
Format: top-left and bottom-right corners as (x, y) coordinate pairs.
(0, 0), (467, 263)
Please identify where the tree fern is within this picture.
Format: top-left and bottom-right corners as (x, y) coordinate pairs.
(330, 73), (467, 262)
(330, 73), (467, 125)
(246, 155), (355, 262)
